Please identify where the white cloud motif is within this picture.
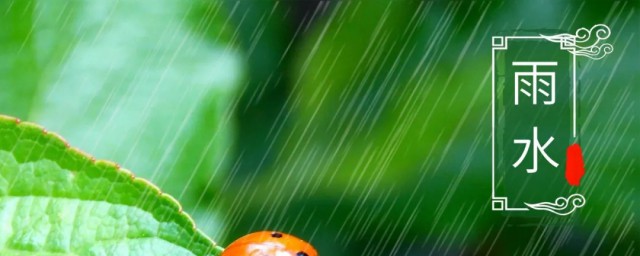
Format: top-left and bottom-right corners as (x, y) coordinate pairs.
(540, 24), (614, 60)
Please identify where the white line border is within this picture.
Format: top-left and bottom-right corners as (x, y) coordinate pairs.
(490, 35), (577, 212)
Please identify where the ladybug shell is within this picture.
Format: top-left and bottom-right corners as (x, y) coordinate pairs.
(221, 231), (317, 256)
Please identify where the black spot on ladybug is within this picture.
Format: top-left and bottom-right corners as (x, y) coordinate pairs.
(296, 252), (308, 256)
(271, 232), (283, 238)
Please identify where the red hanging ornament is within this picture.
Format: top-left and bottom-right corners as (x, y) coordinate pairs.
(565, 143), (585, 186)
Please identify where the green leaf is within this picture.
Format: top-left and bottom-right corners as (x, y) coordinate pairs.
(0, 0), (244, 237)
(0, 115), (223, 255)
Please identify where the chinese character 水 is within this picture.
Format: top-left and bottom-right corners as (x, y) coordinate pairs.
(513, 126), (559, 173)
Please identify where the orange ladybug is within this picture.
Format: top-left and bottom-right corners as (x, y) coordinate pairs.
(221, 231), (317, 256)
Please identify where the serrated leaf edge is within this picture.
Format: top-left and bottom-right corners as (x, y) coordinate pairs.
(0, 114), (223, 255)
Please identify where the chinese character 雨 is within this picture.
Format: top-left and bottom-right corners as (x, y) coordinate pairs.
(513, 61), (557, 105)
(513, 126), (559, 173)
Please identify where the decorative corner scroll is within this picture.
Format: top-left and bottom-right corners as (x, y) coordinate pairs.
(540, 24), (613, 60)
(525, 194), (586, 216)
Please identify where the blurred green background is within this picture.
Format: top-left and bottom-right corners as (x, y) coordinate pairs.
(1, 1), (638, 255)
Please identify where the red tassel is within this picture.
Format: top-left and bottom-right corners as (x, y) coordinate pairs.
(565, 143), (585, 186)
